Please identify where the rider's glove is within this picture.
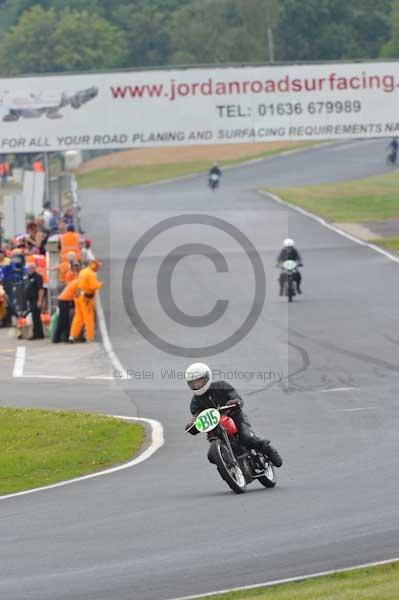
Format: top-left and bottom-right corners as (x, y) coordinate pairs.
(185, 420), (199, 435)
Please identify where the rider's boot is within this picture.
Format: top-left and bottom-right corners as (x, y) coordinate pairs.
(260, 440), (283, 468)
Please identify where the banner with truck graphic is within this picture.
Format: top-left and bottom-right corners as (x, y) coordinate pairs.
(1, 61), (399, 152)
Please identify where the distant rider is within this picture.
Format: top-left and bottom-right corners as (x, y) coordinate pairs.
(388, 138), (398, 165)
(184, 363), (283, 467)
(277, 238), (303, 296)
(208, 162), (222, 185)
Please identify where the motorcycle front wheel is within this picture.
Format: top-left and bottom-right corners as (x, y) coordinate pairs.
(258, 461), (277, 488)
(210, 440), (247, 494)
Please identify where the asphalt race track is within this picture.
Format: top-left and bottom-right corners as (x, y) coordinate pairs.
(1, 139), (399, 600)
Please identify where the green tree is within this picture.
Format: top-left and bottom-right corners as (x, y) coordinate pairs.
(0, 5), (127, 75)
(113, 4), (171, 67)
(380, 0), (399, 57)
(277, 0), (353, 61)
(277, 0), (392, 61)
(0, 0), (103, 32)
(349, 0), (392, 58)
(112, 0), (194, 67)
(170, 0), (278, 65)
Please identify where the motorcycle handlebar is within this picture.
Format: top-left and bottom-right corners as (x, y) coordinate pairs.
(185, 403), (239, 432)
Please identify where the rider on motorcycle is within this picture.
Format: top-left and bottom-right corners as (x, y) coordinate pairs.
(184, 363), (283, 467)
(277, 238), (303, 296)
(208, 162), (222, 181)
(387, 137), (398, 165)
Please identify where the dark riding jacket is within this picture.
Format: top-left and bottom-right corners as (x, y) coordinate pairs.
(277, 247), (302, 264)
(190, 381), (242, 417)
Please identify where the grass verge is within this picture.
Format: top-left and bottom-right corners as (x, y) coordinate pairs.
(370, 236), (399, 250)
(268, 170), (399, 222)
(76, 142), (316, 189)
(193, 561), (399, 599)
(0, 407), (144, 495)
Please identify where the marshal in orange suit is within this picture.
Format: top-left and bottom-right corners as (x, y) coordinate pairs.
(69, 260), (102, 342)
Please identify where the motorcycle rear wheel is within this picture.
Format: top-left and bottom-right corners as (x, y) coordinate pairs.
(210, 440), (247, 494)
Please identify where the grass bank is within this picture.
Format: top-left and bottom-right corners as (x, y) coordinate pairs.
(370, 236), (399, 250)
(193, 561), (399, 600)
(77, 142), (315, 189)
(268, 170), (399, 222)
(0, 407), (144, 495)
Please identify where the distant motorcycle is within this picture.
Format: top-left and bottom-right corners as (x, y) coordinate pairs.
(186, 404), (276, 494)
(208, 173), (220, 190)
(386, 149), (398, 167)
(279, 259), (301, 302)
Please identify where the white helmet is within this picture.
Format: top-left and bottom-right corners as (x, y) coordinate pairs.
(283, 238), (294, 248)
(184, 362), (212, 396)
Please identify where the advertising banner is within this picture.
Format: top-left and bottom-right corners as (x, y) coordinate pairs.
(1, 62), (399, 152)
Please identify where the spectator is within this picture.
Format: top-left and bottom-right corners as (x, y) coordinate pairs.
(26, 222), (40, 251)
(52, 277), (80, 343)
(48, 209), (59, 234)
(24, 263), (44, 340)
(9, 251), (27, 319)
(0, 282), (8, 326)
(0, 248), (10, 268)
(0, 250), (11, 326)
(81, 239), (95, 265)
(65, 260), (81, 283)
(62, 207), (74, 227)
(42, 202), (52, 231)
(49, 251), (77, 292)
(35, 230), (47, 255)
(35, 216), (47, 234)
(0, 160), (10, 189)
(58, 221), (67, 235)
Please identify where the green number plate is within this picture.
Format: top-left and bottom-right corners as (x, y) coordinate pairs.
(195, 408), (220, 433)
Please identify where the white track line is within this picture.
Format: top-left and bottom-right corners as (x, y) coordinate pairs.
(12, 346), (26, 378)
(95, 291), (126, 377)
(21, 374), (77, 380)
(170, 557), (399, 600)
(15, 375), (114, 381)
(338, 407), (376, 412)
(263, 190), (399, 264)
(5, 285), (164, 500)
(320, 387), (355, 393)
(85, 375), (114, 380)
(0, 415), (164, 502)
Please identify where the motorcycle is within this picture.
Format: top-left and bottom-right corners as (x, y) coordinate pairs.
(187, 404), (276, 494)
(387, 149), (398, 167)
(208, 173), (220, 190)
(279, 259), (300, 302)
